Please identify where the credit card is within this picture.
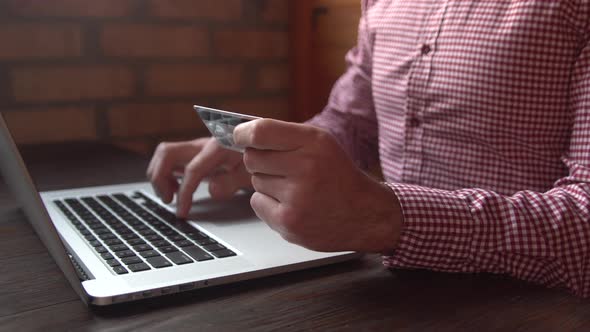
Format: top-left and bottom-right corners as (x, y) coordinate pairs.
(194, 105), (260, 153)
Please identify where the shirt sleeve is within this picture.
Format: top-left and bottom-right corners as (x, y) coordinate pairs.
(383, 38), (590, 297)
(306, 0), (378, 171)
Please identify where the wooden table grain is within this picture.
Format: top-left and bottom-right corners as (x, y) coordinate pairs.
(1, 143), (589, 331)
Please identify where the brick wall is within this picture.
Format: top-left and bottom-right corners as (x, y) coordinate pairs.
(0, 0), (290, 152)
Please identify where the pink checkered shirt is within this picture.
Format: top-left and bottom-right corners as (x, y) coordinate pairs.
(309, 0), (590, 297)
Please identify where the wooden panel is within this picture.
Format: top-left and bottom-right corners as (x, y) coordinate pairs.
(290, 0), (313, 121)
(313, 1), (360, 47)
(310, 0), (361, 118)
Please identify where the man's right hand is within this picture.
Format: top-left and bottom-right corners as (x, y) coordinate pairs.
(146, 137), (251, 218)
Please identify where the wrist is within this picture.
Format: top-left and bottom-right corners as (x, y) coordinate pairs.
(356, 177), (403, 253)
(377, 181), (403, 253)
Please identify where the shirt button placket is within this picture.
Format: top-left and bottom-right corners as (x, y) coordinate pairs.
(403, 3), (446, 185)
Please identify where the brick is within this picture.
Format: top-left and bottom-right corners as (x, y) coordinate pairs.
(4, 0), (136, 18)
(260, 0), (289, 23)
(257, 64), (290, 91)
(219, 97), (290, 120)
(107, 102), (205, 138)
(149, 0), (242, 21)
(0, 24), (81, 59)
(101, 24), (208, 58)
(12, 66), (135, 103)
(146, 64), (242, 97)
(3, 108), (97, 144)
(214, 30), (288, 58)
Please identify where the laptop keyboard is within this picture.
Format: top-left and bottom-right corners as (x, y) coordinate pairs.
(53, 191), (236, 275)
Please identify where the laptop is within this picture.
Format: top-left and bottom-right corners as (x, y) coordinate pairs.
(0, 112), (359, 306)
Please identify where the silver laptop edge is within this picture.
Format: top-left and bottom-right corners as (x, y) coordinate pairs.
(0, 113), (360, 306)
(0, 114), (90, 304)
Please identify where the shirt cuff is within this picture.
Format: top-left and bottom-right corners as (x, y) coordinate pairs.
(382, 183), (477, 273)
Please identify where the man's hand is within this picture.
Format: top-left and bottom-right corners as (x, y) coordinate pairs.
(147, 137), (251, 218)
(233, 119), (403, 253)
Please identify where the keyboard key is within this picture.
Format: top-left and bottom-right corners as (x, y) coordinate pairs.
(195, 238), (217, 246)
(120, 233), (138, 240)
(121, 256), (142, 265)
(140, 250), (160, 258)
(133, 244), (153, 252)
(162, 229), (177, 237)
(174, 223), (196, 233)
(135, 224), (150, 231)
(84, 234), (96, 241)
(128, 263), (150, 272)
(125, 217), (142, 225)
(106, 259), (120, 267)
(139, 229), (157, 236)
(175, 240), (194, 247)
(146, 256), (172, 269)
(127, 238), (146, 246)
(210, 249), (237, 258)
(159, 246), (179, 254)
(115, 250), (136, 258)
(166, 251), (193, 265)
(168, 234), (186, 242)
(144, 234), (163, 242)
(183, 246), (213, 261)
(113, 266), (128, 275)
(155, 225), (171, 232)
(89, 240), (102, 248)
(93, 228), (111, 235)
(203, 243), (226, 252)
(186, 231), (207, 240)
(115, 228), (133, 235)
(95, 246), (108, 254)
(99, 233), (117, 241)
(104, 238), (123, 246)
(101, 252), (115, 260)
(111, 224), (128, 231)
(151, 240), (172, 248)
(110, 244), (129, 252)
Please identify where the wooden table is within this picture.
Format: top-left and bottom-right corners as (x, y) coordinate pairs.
(1, 143), (589, 331)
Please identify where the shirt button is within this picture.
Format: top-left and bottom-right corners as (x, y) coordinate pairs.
(421, 44), (431, 55)
(408, 117), (421, 128)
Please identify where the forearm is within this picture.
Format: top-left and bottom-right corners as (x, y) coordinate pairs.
(383, 180), (590, 297)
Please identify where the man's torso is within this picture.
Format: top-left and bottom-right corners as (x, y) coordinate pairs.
(370, 0), (588, 194)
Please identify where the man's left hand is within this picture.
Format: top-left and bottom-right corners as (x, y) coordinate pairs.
(233, 119), (403, 253)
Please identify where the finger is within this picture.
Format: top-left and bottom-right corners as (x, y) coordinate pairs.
(251, 173), (288, 203)
(250, 191), (283, 232)
(233, 119), (313, 151)
(147, 141), (202, 179)
(151, 177), (179, 203)
(243, 148), (300, 176)
(176, 141), (226, 218)
(147, 141), (203, 203)
(208, 165), (252, 200)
